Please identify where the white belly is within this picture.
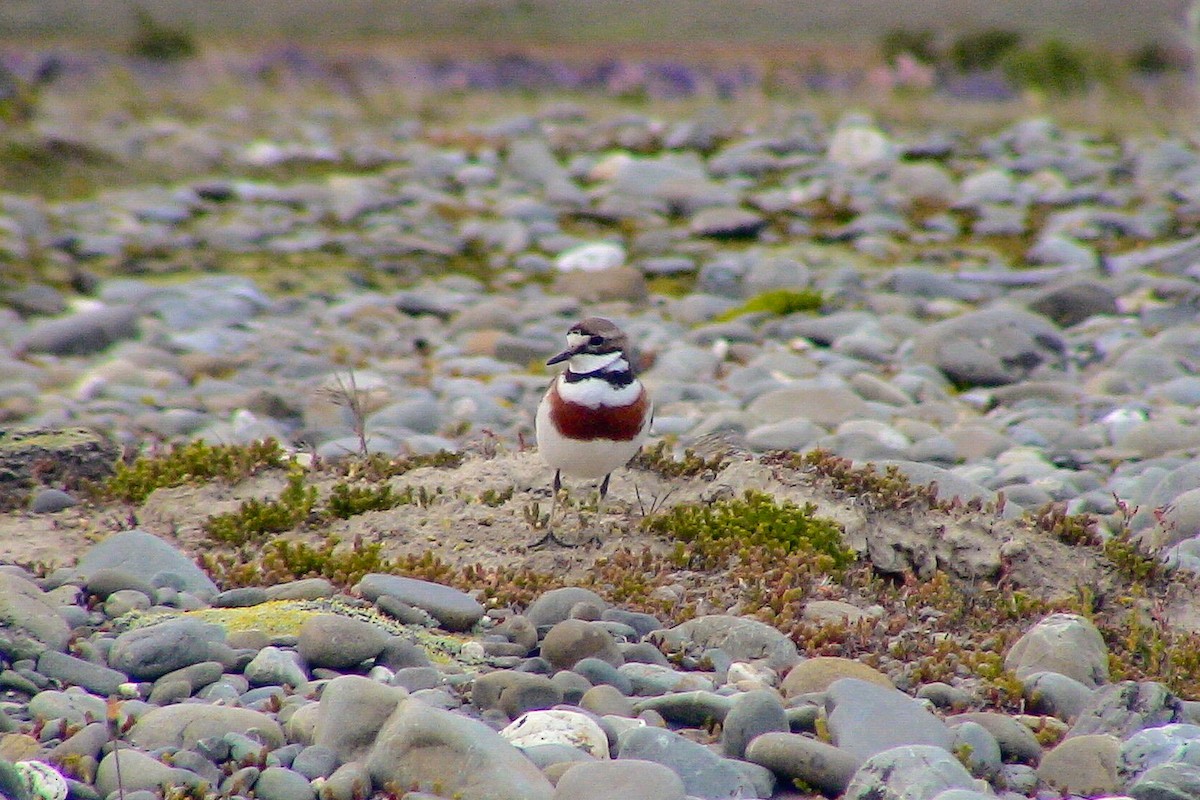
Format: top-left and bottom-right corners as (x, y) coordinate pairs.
(536, 391), (649, 480)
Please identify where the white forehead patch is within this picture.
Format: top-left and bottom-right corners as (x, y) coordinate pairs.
(566, 331), (590, 349)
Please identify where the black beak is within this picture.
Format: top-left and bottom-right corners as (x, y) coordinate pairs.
(546, 346), (577, 366)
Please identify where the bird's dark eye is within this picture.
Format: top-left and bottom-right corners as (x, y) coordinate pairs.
(589, 335), (603, 345)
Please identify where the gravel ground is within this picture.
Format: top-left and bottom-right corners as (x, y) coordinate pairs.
(3, 50), (1200, 800)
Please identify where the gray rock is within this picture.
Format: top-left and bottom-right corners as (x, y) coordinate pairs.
(355, 574), (484, 632)
(320, 761), (371, 800)
(1130, 761), (1200, 800)
(291, 745), (339, 780)
(296, 613), (389, 669)
(721, 689), (787, 758)
(315, 674), (408, 764)
(910, 307), (1066, 387)
(946, 712), (1043, 765)
(17, 306), (140, 356)
(950, 721), (1001, 780)
(29, 488), (76, 514)
(689, 207), (767, 239)
(617, 726), (757, 800)
(1120, 723), (1200, 784)
(844, 745), (978, 800)
(1023, 670), (1094, 722)
(1005, 613), (1109, 688)
(655, 615), (799, 672)
(366, 698), (554, 800)
(633, 691), (733, 727)
(127, 703), (285, 750)
(254, 766), (316, 800)
(1068, 681), (1182, 739)
(744, 731), (859, 796)
(826, 679), (953, 761)
(0, 573), (70, 651)
(553, 759), (686, 800)
(541, 619), (623, 671)
(1028, 280), (1119, 327)
(28, 688), (106, 725)
(526, 587), (610, 628)
(74, 529), (218, 596)
(1037, 733), (1121, 796)
(244, 646), (308, 688)
(96, 748), (203, 797)
(108, 617), (226, 680)
(36, 649), (127, 696)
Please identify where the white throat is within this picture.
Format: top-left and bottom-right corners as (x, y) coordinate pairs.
(567, 352), (624, 374)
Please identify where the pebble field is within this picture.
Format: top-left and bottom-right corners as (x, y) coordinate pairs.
(4, 49), (1200, 800)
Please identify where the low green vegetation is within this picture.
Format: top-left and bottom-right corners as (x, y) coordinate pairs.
(128, 8), (198, 61)
(644, 489), (854, 571)
(101, 438), (288, 503)
(715, 288), (823, 322)
(204, 468), (318, 546)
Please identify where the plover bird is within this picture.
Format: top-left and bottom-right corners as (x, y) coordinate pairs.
(534, 317), (652, 544)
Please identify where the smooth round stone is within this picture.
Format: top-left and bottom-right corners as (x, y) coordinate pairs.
(618, 663), (714, 696)
(781, 657), (892, 697)
(633, 691), (732, 727)
(571, 657), (632, 695)
(1127, 760), (1200, 800)
(291, 745), (338, 780)
(580, 685), (635, 718)
(17, 306), (140, 357)
(500, 673), (565, 719)
(107, 618), (225, 681)
(844, 744), (978, 800)
(721, 690), (787, 759)
(946, 712), (1043, 766)
(911, 307), (1065, 387)
(746, 385), (871, 427)
(365, 699), (554, 800)
(128, 704), (285, 750)
(391, 667), (440, 692)
(1068, 681), (1182, 739)
(103, 589), (152, 618)
(541, 620), (623, 671)
(744, 419), (823, 452)
(1005, 614), (1109, 688)
(36, 651), (127, 698)
(1119, 723), (1200, 783)
(501, 709), (609, 759)
(28, 689), (106, 726)
(951, 721), (1002, 780)
(212, 587), (269, 607)
(658, 615), (799, 672)
(264, 579), (336, 602)
(95, 749), (202, 797)
(296, 614), (388, 670)
(553, 759), (685, 800)
(355, 574), (484, 632)
(915, 682), (972, 711)
(244, 646), (307, 688)
(313, 675), (407, 764)
(84, 568), (157, 601)
(74, 529), (218, 596)
(617, 726), (757, 800)
(254, 767), (315, 800)
(29, 489), (76, 514)
(1037, 734), (1121, 796)
(744, 732), (859, 796)
(1022, 671), (1094, 722)
(827, 679), (953, 762)
(473, 671), (561, 715)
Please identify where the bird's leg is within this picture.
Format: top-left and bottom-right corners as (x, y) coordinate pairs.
(597, 472), (611, 517)
(529, 469), (570, 548)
